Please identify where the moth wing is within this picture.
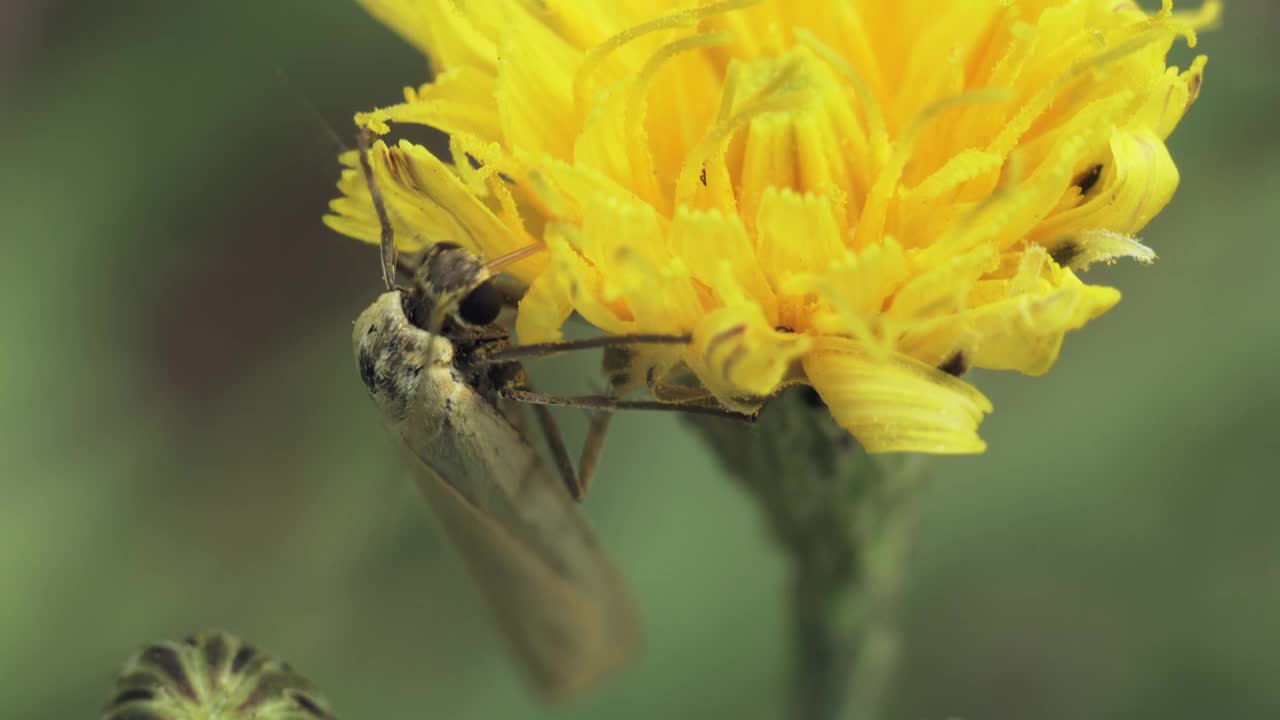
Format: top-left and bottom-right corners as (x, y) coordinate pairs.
(354, 291), (638, 700)
(408, 455), (634, 701)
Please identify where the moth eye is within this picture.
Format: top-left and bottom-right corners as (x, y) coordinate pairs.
(457, 280), (503, 326)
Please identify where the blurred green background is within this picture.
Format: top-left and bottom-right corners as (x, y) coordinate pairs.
(2, 2), (1276, 718)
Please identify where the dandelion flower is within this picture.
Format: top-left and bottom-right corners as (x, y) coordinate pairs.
(325, 0), (1218, 454)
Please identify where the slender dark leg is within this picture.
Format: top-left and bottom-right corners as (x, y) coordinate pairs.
(477, 333), (693, 365)
(499, 388), (756, 422)
(529, 404), (584, 501)
(575, 411), (614, 498)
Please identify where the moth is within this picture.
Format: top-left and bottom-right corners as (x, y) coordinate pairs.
(350, 130), (742, 700)
(354, 290), (637, 699)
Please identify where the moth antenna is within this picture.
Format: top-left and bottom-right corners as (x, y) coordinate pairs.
(356, 127), (398, 292)
(275, 65), (349, 154)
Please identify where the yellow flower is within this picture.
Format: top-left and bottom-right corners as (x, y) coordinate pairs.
(325, 0), (1218, 454)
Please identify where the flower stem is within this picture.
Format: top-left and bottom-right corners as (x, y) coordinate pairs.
(686, 388), (925, 720)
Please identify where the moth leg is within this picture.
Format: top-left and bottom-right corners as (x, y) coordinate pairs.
(575, 410), (614, 499)
(355, 126), (399, 292)
(499, 387), (757, 423)
(476, 333), (692, 365)
(528, 404), (585, 501)
(495, 388), (585, 498)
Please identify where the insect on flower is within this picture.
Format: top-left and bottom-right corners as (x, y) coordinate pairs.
(329, 0), (1219, 456)
(350, 130), (751, 699)
(352, 127), (748, 495)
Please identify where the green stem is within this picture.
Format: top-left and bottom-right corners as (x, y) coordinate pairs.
(686, 388), (925, 720)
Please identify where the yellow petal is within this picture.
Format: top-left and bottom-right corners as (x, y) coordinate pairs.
(332, 0), (1217, 457)
(515, 267), (574, 345)
(357, 0), (497, 72)
(356, 67), (504, 146)
(687, 267), (811, 410)
(323, 140), (537, 280)
(963, 247), (1121, 375)
(803, 337), (992, 454)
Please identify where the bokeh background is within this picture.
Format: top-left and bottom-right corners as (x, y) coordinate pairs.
(3, 1), (1276, 718)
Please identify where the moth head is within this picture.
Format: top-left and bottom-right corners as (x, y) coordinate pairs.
(410, 242), (504, 330)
